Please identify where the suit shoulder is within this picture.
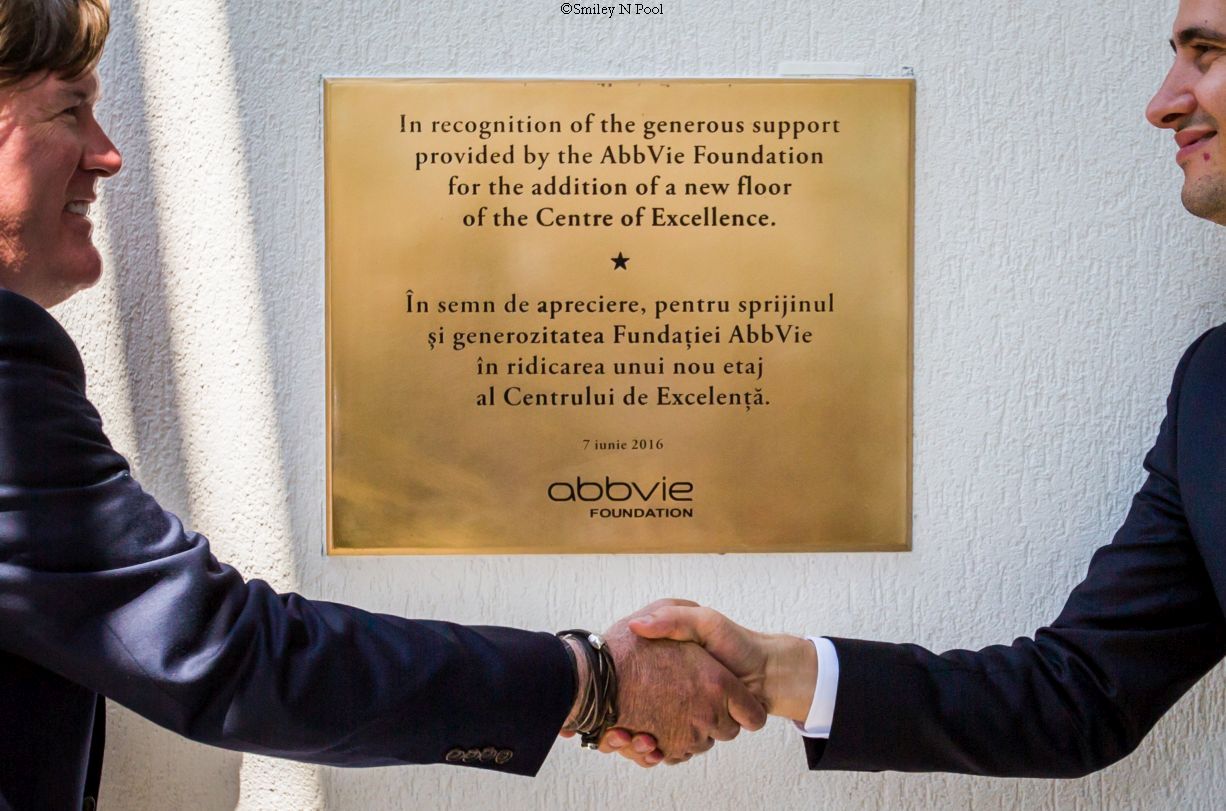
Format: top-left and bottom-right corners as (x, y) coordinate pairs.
(1179, 323), (1226, 382)
(1194, 322), (1226, 355)
(0, 290), (123, 487)
(0, 289), (86, 383)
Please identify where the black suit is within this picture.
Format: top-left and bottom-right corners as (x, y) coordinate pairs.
(808, 325), (1226, 776)
(0, 290), (574, 810)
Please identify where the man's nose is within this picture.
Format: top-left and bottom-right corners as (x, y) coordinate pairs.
(82, 115), (122, 177)
(1147, 63), (1197, 128)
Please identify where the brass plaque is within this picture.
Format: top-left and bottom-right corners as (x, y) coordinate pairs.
(325, 79), (913, 554)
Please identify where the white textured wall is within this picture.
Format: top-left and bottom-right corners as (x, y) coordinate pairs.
(50, 0), (1226, 808)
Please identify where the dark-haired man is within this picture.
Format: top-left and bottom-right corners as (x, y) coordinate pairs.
(614, 0), (1226, 779)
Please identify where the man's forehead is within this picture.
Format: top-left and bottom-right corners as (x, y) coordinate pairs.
(53, 71), (100, 103)
(1173, 0), (1226, 35)
(0, 72), (88, 115)
(13, 70), (102, 108)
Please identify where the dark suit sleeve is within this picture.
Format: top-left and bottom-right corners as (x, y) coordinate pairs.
(807, 330), (1226, 777)
(0, 296), (574, 775)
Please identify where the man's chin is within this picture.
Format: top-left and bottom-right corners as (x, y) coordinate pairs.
(46, 256), (104, 308)
(1180, 176), (1226, 225)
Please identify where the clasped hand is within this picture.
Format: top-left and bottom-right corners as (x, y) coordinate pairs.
(563, 599), (816, 767)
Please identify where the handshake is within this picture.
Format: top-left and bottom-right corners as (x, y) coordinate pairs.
(558, 600), (818, 766)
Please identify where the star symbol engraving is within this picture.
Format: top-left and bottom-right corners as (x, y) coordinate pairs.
(611, 252), (629, 270)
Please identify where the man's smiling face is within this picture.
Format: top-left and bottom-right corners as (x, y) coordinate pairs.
(1148, 0), (1226, 223)
(0, 69), (121, 307)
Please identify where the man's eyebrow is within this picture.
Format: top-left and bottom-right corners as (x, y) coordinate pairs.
(53, 87), (89, 106)
(1172, 25), (1226, 50)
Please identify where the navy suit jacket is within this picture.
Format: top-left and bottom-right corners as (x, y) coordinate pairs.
(808, 323), (1226, 777)
(0, 290), (575, 810)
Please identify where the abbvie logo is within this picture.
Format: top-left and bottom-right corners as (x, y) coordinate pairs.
(547, 476), (694, 503)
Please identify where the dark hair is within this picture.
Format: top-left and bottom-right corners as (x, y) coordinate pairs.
(0, 0), (109, 87)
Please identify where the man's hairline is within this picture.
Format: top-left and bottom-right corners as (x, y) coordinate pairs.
(0, 69), (103, 109)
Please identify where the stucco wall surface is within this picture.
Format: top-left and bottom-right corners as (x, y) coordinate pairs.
(50, 0), (1226, 808)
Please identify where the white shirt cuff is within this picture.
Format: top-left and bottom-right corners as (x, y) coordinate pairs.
(794, 636), (839, 739)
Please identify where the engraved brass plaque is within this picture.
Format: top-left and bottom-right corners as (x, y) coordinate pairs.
(325, 79), (913, 554)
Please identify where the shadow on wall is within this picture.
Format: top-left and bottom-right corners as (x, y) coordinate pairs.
(95, 3), (241, 808)
(94, 0), (194, 522)
(215, 0), (324, 579)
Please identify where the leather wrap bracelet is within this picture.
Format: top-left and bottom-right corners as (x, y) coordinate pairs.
(556, 629), (619, 748)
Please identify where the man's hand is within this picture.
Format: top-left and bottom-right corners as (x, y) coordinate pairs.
(589, 600), (769, 765)
(629, 602), (818, 724)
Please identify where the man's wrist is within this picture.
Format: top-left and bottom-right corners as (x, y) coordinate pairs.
(561, 636), (590, 732)
(762, 634), (818, 723)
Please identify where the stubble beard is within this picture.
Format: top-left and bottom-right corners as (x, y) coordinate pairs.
(1181, 171), (1226, 225)
(0, 221), (30, 291)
